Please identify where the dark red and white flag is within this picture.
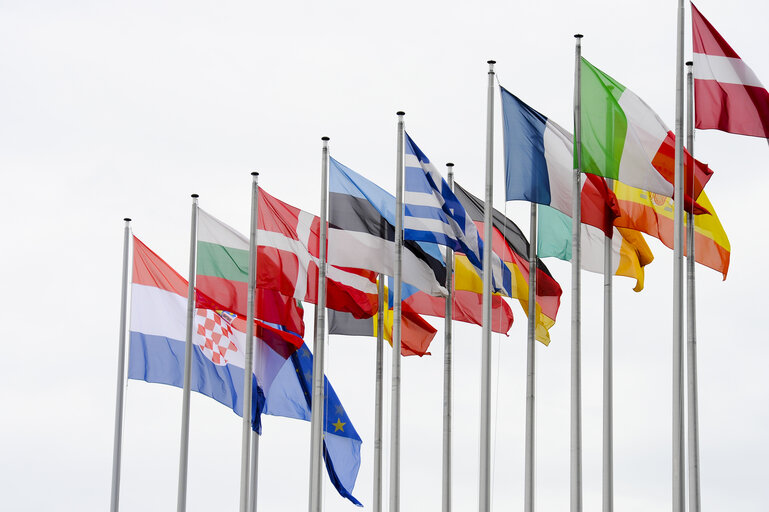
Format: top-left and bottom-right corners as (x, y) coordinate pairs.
(691, 3), (769, 138)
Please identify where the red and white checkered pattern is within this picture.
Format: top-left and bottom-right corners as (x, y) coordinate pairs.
(195, 309), (238, 366)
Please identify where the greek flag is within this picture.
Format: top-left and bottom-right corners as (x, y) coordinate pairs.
(403, 133), (512, 295)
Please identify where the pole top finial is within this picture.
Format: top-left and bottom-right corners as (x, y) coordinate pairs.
(124, 217), (131, 222)
(446, 162), (454, 167)
(685, 60), (693, 66)
(321, 136), (330, 141)
(487, 60), (496, 64)
(251, 171), (259, 176)
(191, 193), (199, 198)
(574, 33), (583, 39)
(396, 111), (405, 116)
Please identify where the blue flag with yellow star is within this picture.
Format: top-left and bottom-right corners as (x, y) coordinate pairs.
(262, 342), (362, 506)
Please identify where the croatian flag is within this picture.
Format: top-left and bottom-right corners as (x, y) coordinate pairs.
(128, 237), (363, 505)
(692, 3), (769, 138)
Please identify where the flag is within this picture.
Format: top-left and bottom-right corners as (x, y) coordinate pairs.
(327, 157), (447, 297)
(129, 237), (363, 505)
(453, 183), (562, 344)
(692, 3), (769, 138)
(196, 208), (305, 337)
(612, 180), (730, 278)
(403, 133), (512, 295)
(328, 280), (437, 357)
(537, 205), (655, 292)
(256, 188), (378, 319)
(580, 57), (714, 197)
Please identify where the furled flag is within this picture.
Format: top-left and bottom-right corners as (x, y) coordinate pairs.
(453, 183), (562, 344)
(692, 3), (769, 138)
(254, 188), (378, 319)
(328, 157), (447, 297)
(129, 237), (363, 505)
(404, 133), (512, 296)
(328, 279), (438, 357)
(579, 57), (715, 198)
(612, 180), (730, 279)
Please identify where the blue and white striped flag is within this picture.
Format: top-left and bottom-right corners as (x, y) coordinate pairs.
(403, 133), (512, 295)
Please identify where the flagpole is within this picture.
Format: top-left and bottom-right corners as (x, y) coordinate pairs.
(248, 432), (259, 512)
(524, 202), (537, 512)
(602, 189), (613, 512)
(110, 218), (132, 512)
(685, 60), (702, 512)
(177, 193), (199, 512)
(309, 137), (330, 512)
(571, 34), (584, 512)
(673, 1), (687, 510)
(240, 172), (260, 512)
(479, 59), (495, 512)
(373, 273), (385, 512)
(389, 111), (405, 512)
(442, 162), (455, 512)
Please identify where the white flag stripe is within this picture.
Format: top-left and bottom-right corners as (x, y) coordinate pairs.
(403, 190), (442, 207)
(198, 208), (249, 249)
(403, 216), (450, 233)
(693, 53), (765, 88)
(404, 154), (421, 167)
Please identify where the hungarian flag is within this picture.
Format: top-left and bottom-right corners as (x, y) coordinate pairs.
(691, 3), (769, 138)
(453, 182), (562, 345)
(580, 57), (713, 198)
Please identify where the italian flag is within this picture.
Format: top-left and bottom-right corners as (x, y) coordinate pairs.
(580, 58), (710, 198)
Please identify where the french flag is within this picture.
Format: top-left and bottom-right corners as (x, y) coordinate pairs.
(692, 3), (769, 138)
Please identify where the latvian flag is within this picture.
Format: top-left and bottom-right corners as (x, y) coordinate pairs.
(692, 3), (769, 138)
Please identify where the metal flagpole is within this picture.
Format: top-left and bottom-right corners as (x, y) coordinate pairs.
(602, 185), (614, 512)
(241, 172), (259, 512)
(524, 203), (537, 512)
(373, 273), (385, 512)
(248, 432), (259, 512)
(309, 137), (330, 512)
(389, 111), (405, 512)
(479, 59), (495, 512)
(685, 60), (702, 512)
(110, 218), (132, 512)
(571, 35), (584, 512)
(673, 1), (687, 510)
(177, 194), (199, 512)
(442, 163), (455, 512)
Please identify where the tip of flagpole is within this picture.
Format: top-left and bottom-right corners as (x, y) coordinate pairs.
(396, 111), (405, 116)
(124, 217), (131, 222)
(446, 162), (454, 167)
(251, 171), (259, 176)
(321, 136), (330, 141)
(686, 60), (693, 66)
(574, 33), (583, 39)
(191, 194), (199, 198)
(487, 60), (496, 64)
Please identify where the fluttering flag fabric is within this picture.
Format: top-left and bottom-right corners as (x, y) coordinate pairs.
(692, 3), (769, 138)
(255, 188), (378, 319)
(403, 133), (512, 296)
(580, 57), (714, 197)
(328, 280), (437, 357)
(453, 183), (562, 344)
(327, 157), (447, 297)
(612, 180), (730, 279)
(129, 237), (363, 505)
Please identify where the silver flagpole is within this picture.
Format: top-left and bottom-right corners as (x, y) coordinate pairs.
(673, 1), (686, 510)
(524, 203), (537, 512)
(309, 137), (330, 512)
(110, 218), (132, 512)
(571, 35), (583, 512)
(602, 185), (613, 512)
(685, 60), (702, 512)
(248, 432), (259, 512)
(479, 59), (495, 512)
(241, 172), (259, 512)
(389, 111), (405, 512)
(373, 274), (385, 512)
(442, 162), (455, 512)
(177, 194), (199, 512)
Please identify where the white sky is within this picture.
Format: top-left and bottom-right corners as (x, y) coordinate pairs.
(2, 1), (768, 510)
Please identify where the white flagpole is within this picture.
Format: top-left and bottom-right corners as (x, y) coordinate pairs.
(442, 162), (455, 512)
(479, 59), (495, 512)
(309, 137), (330, 512)
(177, 193), (199, 512)
(673, 1), (687, 509)
(524, 203), (537, 512)
(571, 35), (584, 512)
(389, 111), (405, 512)
(248, 432), (259, 512)
(373, 273), (385, 512)
(241, 172), (260, 512)
(110, 218), (132, 512)
(602, 190), (614, 512)
(685, 60), (702, 512)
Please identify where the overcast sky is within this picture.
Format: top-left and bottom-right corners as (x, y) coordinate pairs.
(2, 1), (768, 510)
